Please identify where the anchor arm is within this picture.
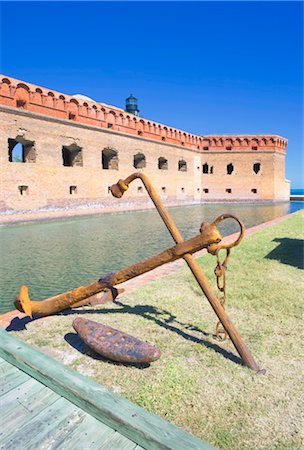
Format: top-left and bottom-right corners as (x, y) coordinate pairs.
(14, 222), (222, 317)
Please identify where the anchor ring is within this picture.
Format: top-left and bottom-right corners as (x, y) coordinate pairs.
(208, 214), (245, 255)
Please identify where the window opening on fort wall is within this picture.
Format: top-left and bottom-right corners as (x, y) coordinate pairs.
(18, 185), (28, 196)
(253, 162), (261, 174)
(8, 138), (36, 163)
(227, 163), (234, 175)
(102, 148), (119, 170)
(252, 188), (257, 194)
(133, 153), (146, 169)
(203, 188), (209, 193)
(158, 157), (168, 170)
(226, 188), (232, 193)
(69, 186), (77, 195)
(203, 163), (214, 174)
(178, 160), (187, 172)
(62, 144), (83, 167)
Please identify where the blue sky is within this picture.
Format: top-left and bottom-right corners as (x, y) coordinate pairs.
(0, 1), (303, 187)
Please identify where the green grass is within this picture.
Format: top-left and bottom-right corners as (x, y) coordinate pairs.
(12, 210), (304, 449)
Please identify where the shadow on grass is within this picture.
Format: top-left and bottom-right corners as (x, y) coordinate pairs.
(266, 238), (304, 269)
(64, 332), (150, 369)
(6, 315), (36, 331)
(6, 300), (243, 368)
(62, 300), (243, 367)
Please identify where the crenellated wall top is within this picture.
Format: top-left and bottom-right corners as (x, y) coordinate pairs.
(0, 75), (287, 153)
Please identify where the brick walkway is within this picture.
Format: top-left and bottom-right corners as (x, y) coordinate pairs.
(0, 211), (297, 329)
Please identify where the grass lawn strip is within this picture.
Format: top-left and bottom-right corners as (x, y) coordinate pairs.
(11, 210), (304, 450)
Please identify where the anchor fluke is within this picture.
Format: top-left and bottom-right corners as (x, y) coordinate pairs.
(15, 285), (33, 318)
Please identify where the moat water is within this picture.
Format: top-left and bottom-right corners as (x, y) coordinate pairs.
(0, 202), (302, 314)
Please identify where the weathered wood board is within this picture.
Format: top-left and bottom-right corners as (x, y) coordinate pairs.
(0, 330), (215, 450)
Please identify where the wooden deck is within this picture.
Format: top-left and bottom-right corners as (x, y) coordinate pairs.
(0, 356), (143, 449)
(0, 330), (215, 450)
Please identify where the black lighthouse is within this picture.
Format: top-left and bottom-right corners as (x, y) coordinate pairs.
(125, 94), (139, 116)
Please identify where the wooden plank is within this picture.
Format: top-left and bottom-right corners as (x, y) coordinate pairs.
(0, 367), (29, 396)
(0, 330), (215, 450)
(0, 378), (58, 434)
(0, 360), (20, 378)
(99, 431), (138, 450)
(1, 370), (135, 450)
(0, 358), (21, 373)
(1, 397), (85, 449)
(14, 397), (128, 450)
(55, 414), (116, 450)
(0, 357), (11, 367)
(0, 378), (45, 416)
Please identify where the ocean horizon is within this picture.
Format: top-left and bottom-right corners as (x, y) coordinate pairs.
(291, 189), (304, 195)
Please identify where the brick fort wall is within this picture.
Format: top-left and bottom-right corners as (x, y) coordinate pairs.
(0, 75), (290, 212)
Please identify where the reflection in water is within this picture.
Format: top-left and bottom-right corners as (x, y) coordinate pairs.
(0, 202), (302, 313)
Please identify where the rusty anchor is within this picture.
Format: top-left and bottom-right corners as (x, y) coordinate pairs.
(14, 172), (264, 373)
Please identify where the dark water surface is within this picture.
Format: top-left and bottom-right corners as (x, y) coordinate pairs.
(0, 202), (302, 313)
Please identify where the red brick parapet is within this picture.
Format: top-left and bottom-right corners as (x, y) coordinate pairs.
(0, 75), (287, 154)
(201, 134), (287, 155)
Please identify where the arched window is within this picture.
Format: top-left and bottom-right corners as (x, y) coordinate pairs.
(8, 138), (36, 163)
(133, 153), (146, 169)
(62, 144), (83, 167)
(158, 157), (168, 170)
(227, 163), (234, 175)
(253, 162), (261, 174)
(102, 148), (119, 170)
(178, 160), (187, 172)
(202, 163), (209, 174)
